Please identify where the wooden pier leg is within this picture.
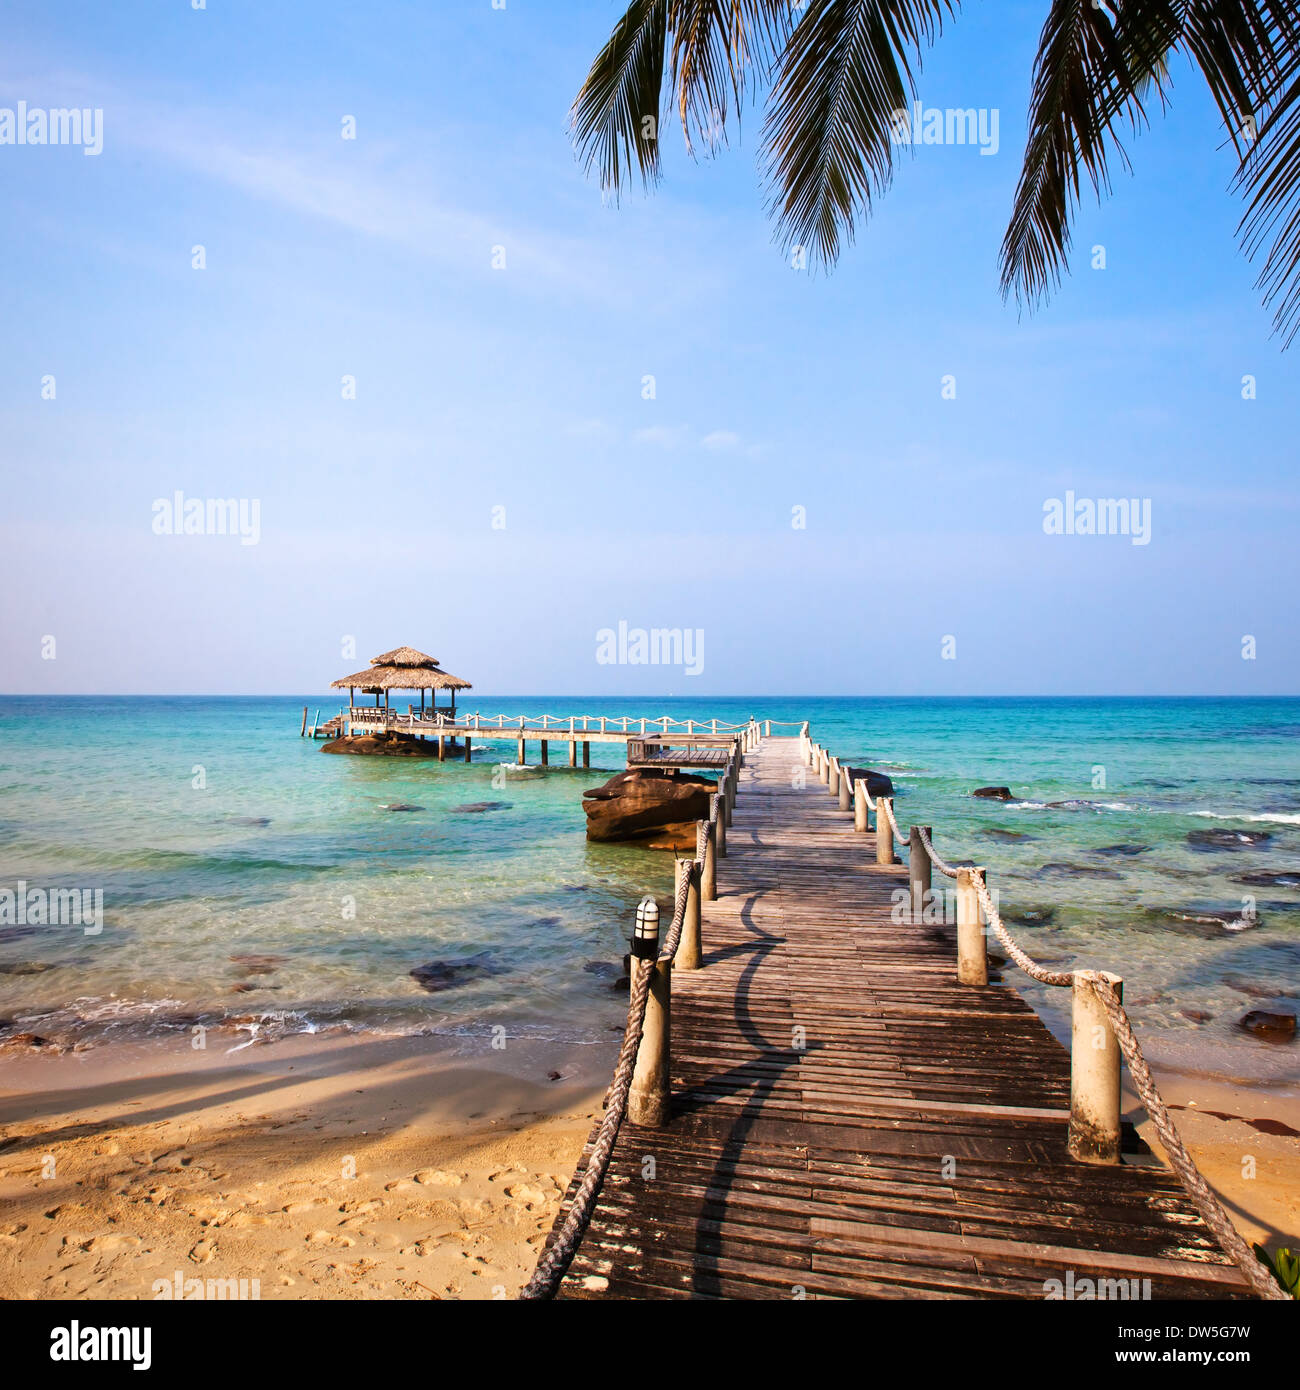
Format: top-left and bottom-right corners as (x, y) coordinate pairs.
(569, 739), (576, 768)
(628, 898), (670, 1127)
(702, 821), (717, 901)
(839, 766), (852, 811)
(1068, 971), (1124, 1165)
(909, 826), (932, 922)
(540, 739), (548, 766)
(955, 868), (988, 986)
(676, 859), (702, 970)
(582, 741), (590, 768)
(876, 798), (896, 865)
(300, 706), (308, 737)
(517, 737), (526, 765)
(438, 736), (445, 762)
(854, 779), (868, 832)
(464, 736), (472, 763)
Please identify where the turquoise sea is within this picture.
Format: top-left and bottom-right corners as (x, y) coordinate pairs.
(1, 696), (1297, 1079)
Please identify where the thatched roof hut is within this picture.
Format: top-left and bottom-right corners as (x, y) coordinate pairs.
(331, 646), (472, 715)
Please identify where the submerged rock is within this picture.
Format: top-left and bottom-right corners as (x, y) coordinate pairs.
(582, 769), (717, 851)
(972, 786), (1014, 800)
(982, 828), (1032, 842)
(408, 951), (505, 994)
(228, 816), (271, 827)
(1003, 906), (1056, 927)
(449, 802), (511, 814)
(1233, 870), (1300, 888)
(1094, 844), (1151, 857)
(1187, 828), (1273, 851)
(1039, 862), (1124, 879)
(382, 803), (425, 812)
(1145, 906), (1260, 937)
(845, 768), (895, 798)
(1237, 1010), (1296, 1043)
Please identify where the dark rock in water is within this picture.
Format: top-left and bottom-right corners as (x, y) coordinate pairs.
(1146, 907), (1259, 937)
(583, 960), (618, 978)
(0, 925), (39, 944)
(845, 768), (895, 798)
(1234, 870), (1300, 888)
(547, 1071), (562, 1082)
(1179, 1008), (1215, 1024)
(1237, 1010), (1296, 1043)
(972, 786), (1014, 800)
(530, 916), (561, 928)
(583, 769), (717, 850)
(1224, 974), (1296, 1001)
(408, 951), (505, 994)
(449, 802), (511, 814)
(382, 803), (425, 812)
(1095, 844), (1151, 857)
(1039, 862), (1124, 880)
(612, 975), (631, 993)
(228, 816), (271, 827)
(323, 732), (443, 757)
(1187, 828), (1273, 851)
(230, 954), (288, 975)
(1004, 906), (1056, 927)
(983, 828), (1032, 842)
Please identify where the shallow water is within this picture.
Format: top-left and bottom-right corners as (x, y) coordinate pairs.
(1, 696), (1297, 1077)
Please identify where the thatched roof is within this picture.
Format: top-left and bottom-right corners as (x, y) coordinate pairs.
(369, 646), (439, 668)
(331, 662), (472, 691)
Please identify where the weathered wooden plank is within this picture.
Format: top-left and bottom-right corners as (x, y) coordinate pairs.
(548, 736), (1253, 1301)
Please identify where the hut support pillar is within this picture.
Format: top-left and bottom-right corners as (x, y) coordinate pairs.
(582, 741), (590, 768)
(540, 740), (548, 766)
(517, 738), (526, 765)
(569, 740), (577, 768)
(464, 737), (472, 763)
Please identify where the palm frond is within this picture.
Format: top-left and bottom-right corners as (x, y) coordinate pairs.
(762, 0), (956, 268)
(571, 0), (671, 196)
(999, 0), (1176, 307)
(668, 1), (792, 155)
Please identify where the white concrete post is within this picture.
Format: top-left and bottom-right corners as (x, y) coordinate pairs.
(956, 868), (988, 986)
(676, 859), (702, 971)
(1068, 971), (1124, 1165)
(628, 897), (670, 1127)
(876, 798), (896, 865)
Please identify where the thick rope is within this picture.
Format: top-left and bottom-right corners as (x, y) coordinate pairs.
(1089, 977), (1288, 1301)
(972, 870), (1075, 988)
(519, 865), (695, 1300)
(915, 825), (960, 879)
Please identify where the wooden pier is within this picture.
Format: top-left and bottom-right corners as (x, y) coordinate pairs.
(533, 734), (1264, 1301)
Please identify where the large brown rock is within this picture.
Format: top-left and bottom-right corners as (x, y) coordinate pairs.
(583, 769), (717, 850)
(322, 732), (445, 757)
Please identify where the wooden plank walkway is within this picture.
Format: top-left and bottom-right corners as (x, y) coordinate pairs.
(551, 736), (1252, 1300)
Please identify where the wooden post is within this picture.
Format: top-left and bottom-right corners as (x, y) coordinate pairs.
(628, 898), (670, 1127)
(839, 766), (852, 811)
(820, 748), (831, 786)
(828, 757), (841, 800)
(300, 705), (308, 737)
(438, 735), (445, 762)
(876, 798), (896, 865)
(854, 778), (868, 832)
(540, 739), (548, 766)
(582, 741), (590, 768)
(956, 868), (988, 986)
(714, 795), (726, 857)
(568, 738), (577, 768)
(702, 820), (717, 901)
(517, 737), (526, 765)
(908, 826), (932, 922)
(676, 859), (702, 971)
(765, 720), (771, 737)
(1068, 971), (1124, 1165)
(464, 736), (472, 763)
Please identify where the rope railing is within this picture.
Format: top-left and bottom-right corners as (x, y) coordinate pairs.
(518, 736), (743, 1300)
(809, 733), (1288, 1301)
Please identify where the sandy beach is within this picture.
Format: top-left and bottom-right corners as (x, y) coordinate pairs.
(0, 1031), (612, 1301)
(1, 1023), (1294, 1301)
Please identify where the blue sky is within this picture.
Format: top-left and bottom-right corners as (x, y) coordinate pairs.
(0, 0), (1295, 696)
